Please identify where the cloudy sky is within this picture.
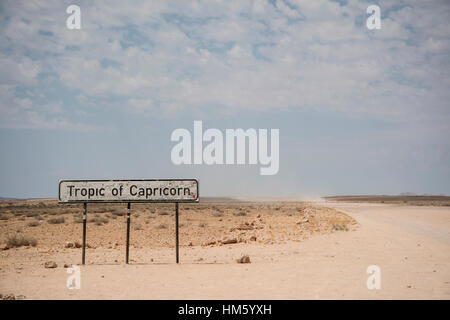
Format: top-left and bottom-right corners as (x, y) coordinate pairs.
(0, 0), (449, 198)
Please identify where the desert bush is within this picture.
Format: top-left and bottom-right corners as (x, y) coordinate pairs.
(25, 212), (39, 217)
(332, 223), (348, 231)
(73, 217), (83, 223)
(212, 212), (224, 217)
(89, 216), (109, 226)
(234, 211), (247, 216)
(27, 221), (40, 227)
(159, 211), (169, 216)
(0, 214), (9, 220)
(198, 223), (207, 228)
(156, 223), (168, 229)
(6, 235), (37, 247)
(47, 217), (65, 224)
(134, 223), (143, 230)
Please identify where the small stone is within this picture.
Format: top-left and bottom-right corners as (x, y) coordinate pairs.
(237, 255), (251, 264)
(1, 244), (9, 251)
(44, 261), (57, 268)
(221, 238), (238, 245)
(65, 242), (74, 248)
(250, 236), (257, 241)
(63, 264), (71, 268)
(74, 242), (82, 248)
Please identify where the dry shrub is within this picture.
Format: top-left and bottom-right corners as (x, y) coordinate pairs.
(48, 217), (65, 224)
(7, 235), (37, 247)
(25, 212), (39, 217)
(332, 223), (348, 231)
(89, 216), (109, 225)
(27, 221), (40, 227)
(73, 217), (83, 224)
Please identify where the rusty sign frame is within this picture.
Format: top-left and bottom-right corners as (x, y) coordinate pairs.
(58, 179), (199, 265)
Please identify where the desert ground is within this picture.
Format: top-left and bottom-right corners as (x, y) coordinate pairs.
(0, 197), (449, 299)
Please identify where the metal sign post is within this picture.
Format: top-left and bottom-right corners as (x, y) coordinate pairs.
(126, 202), (131, 264)
(175, 202), (179, 263)
(82, 202), (87, 265)
(58, 179), (199, 265)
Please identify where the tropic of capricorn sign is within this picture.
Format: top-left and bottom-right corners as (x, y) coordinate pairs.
(58, 179), (199, 264)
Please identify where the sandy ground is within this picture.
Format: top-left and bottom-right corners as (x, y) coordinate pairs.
(0, 200), (449, 299)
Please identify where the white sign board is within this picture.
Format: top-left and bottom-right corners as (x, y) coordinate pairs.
(59, 179), (199, 203)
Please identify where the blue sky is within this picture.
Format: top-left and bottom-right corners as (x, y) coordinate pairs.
(0, 0), (449, 198)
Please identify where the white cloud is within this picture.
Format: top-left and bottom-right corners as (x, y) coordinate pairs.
(0, 0), (449, 127)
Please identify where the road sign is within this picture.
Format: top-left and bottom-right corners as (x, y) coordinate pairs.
(58, 179), (199, 203)
(58, 179), (199, 265)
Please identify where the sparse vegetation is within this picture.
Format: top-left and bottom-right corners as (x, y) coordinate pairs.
(0, 198), (359, 250)
(6, 235), (37, 247)
(47, 217), (65, 224)
(89, 216), (109, 225)
(73, 217), (83, 223)
(27, 221), (40, 227)
(25, 212), (39, 217)
(332, 223), (348, 231)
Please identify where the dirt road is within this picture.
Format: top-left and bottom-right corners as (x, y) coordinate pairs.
(1, 202), (449, 299)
